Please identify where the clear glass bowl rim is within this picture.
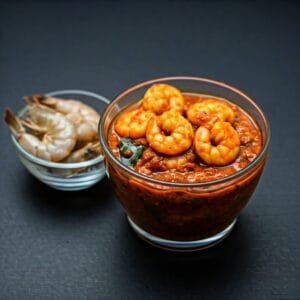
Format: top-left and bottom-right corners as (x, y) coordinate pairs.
(11, 89), (110, 169)
(99, 76), (271, 187)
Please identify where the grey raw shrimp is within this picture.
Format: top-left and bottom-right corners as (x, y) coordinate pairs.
(25, 95), (100, 143)
(4, 106), (76, 162)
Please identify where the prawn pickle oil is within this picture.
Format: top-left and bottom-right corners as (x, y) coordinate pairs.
(108, 83), (262, 183)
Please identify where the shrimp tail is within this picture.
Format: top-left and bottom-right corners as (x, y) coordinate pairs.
(21, 118), (46, 137)
(81, 141), (102, 159)
(24, 94), (57, 108)
(88, 141), (102, 156)
(23, 94), (46, 105)
(23, 95), (57, 114)
(4, 108), (25, 138)
(64, 141), (102, 163)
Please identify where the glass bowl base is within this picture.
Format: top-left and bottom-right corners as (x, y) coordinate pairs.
(127, 217), (237, 252)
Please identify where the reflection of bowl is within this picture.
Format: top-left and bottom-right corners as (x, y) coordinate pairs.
(99, 77), (270, 251)
(11, 90), (110, 191)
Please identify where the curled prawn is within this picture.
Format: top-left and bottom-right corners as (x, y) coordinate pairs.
(194, 121), (240, 166)
(64, 142), (102, 163)
(187, 99), (235, 128)
(163, 150), (196, 172)
(115, 108), (154, 139)
(4, 107), (76, 162)
(143, 83), (184, 115)
(146, 109), (194, 156)
(25, 95), (100, 143)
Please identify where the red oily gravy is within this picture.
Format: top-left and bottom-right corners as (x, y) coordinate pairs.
(108, 93), (262, 183)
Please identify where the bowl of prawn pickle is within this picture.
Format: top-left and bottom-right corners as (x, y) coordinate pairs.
(99, 77), (270, 251)
(5, 90), (110, 191)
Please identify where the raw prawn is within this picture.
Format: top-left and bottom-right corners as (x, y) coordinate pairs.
(194, 121), (240, 166)
(64, 142), (102, 163)
(25, 95), (100, 143)
(4, 107), (76, 162)
(143, 83), (184, 115)
(115, 108), (154, 139)
(187, 99), (235, 128)
(146, 109), (194, 156)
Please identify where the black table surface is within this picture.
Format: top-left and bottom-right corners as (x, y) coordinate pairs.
(1, 1), (299, 299)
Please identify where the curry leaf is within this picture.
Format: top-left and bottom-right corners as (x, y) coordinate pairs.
(119, 138), (144, 166)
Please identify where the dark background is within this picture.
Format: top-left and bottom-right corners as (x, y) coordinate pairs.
(1, 1), (299, 299)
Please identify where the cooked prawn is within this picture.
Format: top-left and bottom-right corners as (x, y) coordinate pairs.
(115, 108), (154, 139)
(187, 99), (235, 128)
(4, 107), (76, 162)
(164, 150), (196, 171)
(194, 121), (240, 166)
(143, 83), (184, 115)
(146, 109), (194, 156)
(25, 95), (100, 143)
(135, 148), (196, 174)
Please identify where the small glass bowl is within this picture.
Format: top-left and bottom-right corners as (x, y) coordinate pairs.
(99, 77), (270, 251)
(11, 90), (110, 191)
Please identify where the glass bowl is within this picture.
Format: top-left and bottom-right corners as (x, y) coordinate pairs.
(99, 77), (270, 251)
(11, 90), (110, 191)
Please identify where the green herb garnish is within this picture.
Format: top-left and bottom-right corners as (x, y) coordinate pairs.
(119, 138), (145, 166)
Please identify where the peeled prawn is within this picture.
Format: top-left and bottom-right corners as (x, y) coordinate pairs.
(163, 150), (196, 172)
(143, 83), (184, 115)
(194, 121), (240, 166)
(146, 109), (194, 156)
(115, 108), (154, 139)
(187, 99), (235, 128)
(4, 107), (76, 162)
(25, 95), (100, 143)
(64, 142), (102, 163)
